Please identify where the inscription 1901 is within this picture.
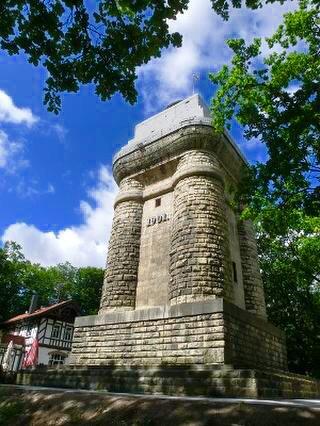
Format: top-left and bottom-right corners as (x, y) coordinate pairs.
(147, 213), (169, 227)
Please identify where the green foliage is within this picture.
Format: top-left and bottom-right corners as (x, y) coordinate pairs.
(0, 241), (104, 322)
(0, 241), (29, 323)
(0, 0), (189, 113)
(0, 0), (289, 112)
(210, 0), (319, 214)
(210, 0), (320, 376)
(256, 206), (320, 376)
(73, 267), (105, 315)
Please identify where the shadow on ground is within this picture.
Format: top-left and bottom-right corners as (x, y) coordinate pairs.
(0, 386), (319, 426)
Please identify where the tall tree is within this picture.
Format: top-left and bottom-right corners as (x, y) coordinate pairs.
(256, 205), (320, 376)
(0, 0), (288, 113)
(210, 0), (319, 215)
(0, 242), (29, 322)
(0, 242), (104, 320)
(210, 0), (320, 376)
(72, 267), (104, 315)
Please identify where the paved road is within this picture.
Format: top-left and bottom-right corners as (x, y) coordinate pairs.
(2, 384), (320, 409)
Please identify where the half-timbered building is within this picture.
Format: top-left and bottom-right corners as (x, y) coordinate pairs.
(1, 300), (80, 371)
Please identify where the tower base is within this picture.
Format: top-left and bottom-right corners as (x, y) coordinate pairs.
(15, 300), (320, 398)
(69, 299), (287, 371)
(16, 365), (320, 399)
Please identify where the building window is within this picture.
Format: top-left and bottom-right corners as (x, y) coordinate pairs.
(155, 198), (161, 207)
(26, 323), (33, 336)
(51, 324), (61, 339)
(232, 262), (238, 283)
(64, 326), (73, 341)
(48, 353), (66, 366)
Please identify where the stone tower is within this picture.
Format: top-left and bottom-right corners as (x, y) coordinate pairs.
(70, 95), (286, 373)
(20, 95), (320, 398)
(99, 95), (267, 318)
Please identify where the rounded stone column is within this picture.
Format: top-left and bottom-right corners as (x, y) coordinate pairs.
(169, 150), (233, 305)
(99, 178), (143, 313)
(237, 219), (267, 318)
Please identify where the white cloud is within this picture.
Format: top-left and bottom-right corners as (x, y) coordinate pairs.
(138, 0), (297, 111)
(239, 136), (268, 163)
(0, 129), (27, 171)
(285, 82), (301, 96)
(0, 89), (39, 174)
(0, 130), (11, 168)
(47, 183), (55, 194)
(11, 179), (56, 198)
(2, 166), (118, 267)
(0, 89), (38, 126)
(51, 123), (68, 142)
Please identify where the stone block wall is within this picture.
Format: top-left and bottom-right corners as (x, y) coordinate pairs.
(100, 141), (261, 317)
(99, 178), (143, 313)
(16, 365), (320, 398)
(70, 312), (225, 367)
(237, 219), (267, 318)
(169, 151), (233, 305)
(70, 300), (286, 371)
(223, 303), (287, 370)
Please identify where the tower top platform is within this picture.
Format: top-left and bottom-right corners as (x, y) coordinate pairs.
(113, 94), (247, 168)
(133, 94), (211, 142)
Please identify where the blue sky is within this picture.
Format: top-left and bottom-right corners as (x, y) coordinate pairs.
(0, 0), (294, 267)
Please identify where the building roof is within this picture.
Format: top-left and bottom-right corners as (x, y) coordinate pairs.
(2, 300), (80, 325)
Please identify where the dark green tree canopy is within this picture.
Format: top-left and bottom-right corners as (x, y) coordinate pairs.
(210, 0), (319, 218)
(0, 0), (288, 113)
(209, 0), (320, 377)
(0, 241), (104, 322)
